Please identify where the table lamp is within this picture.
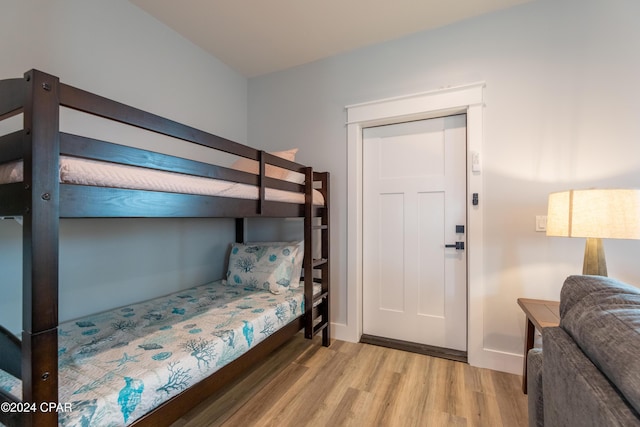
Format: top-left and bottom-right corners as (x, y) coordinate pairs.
(546, 189), (640, 276)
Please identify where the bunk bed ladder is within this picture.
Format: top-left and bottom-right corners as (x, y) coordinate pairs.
(304, 168), (330, 347)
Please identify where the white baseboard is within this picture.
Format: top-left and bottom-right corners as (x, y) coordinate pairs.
(330, 322), (523, 376)
(329, 322), (356, 343)
(469, 347), (523, 375)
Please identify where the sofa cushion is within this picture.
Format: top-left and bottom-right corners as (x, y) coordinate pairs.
(560, 275), (640, 415)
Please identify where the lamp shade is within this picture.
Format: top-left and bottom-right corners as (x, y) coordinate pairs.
(547, 189), (640, 239)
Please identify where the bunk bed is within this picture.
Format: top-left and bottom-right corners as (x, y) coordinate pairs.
(0, 69), (330, 426)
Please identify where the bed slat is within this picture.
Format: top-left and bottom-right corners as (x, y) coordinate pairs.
(0, 183), (26, 216)
(0, 131), (24, 164)
(0, 78), (24, 118)
(60, 186), (259, 217)
(58, 185), (311, 218)
(0, 324), (21, 380)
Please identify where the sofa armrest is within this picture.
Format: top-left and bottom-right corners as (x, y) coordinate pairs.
(527, 348), (544, 427)
(560, 275), (640, 414)
(542, 327), (640, 426)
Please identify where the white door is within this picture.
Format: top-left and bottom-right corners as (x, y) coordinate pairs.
(362, 115), (467, 351)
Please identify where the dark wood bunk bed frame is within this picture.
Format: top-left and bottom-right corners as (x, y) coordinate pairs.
(0, 69), (330, 427)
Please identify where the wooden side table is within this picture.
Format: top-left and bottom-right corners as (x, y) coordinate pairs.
(517, 298), (560, 394)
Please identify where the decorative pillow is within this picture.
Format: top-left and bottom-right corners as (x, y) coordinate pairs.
(247, 241), (304, 288)
(226, 242), (299, 294)
(230, 148), (298, 181)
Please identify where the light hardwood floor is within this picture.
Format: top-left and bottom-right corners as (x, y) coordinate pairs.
(172, 334), (527, 427)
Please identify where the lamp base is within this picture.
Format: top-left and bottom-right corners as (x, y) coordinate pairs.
(583, 237), (607, 276)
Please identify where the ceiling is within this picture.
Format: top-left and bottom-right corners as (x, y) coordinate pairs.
(131, 0), (533, 78)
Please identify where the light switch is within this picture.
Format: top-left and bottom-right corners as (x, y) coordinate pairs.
(471, 151), (481, 172)
(535, 215), (547, 232)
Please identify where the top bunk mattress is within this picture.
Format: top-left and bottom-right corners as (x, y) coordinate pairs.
(0, 156), (325, 206)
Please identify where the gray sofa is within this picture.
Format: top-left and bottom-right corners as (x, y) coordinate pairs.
(527, 275), (640, 427)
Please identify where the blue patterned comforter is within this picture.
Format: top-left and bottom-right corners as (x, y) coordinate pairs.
(0, 280), (307, 426)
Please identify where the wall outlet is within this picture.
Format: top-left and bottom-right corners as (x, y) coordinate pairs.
(535, 215), (547, 232)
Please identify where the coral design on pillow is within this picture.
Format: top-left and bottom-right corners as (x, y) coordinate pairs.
(225, 243), (299, 294)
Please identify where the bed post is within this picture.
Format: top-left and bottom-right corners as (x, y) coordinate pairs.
(22, 69), (60, 426)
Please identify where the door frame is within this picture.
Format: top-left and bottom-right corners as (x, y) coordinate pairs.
(343, 82), (486, 367)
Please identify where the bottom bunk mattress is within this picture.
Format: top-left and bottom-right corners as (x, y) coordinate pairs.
(0, 280), (308, 426)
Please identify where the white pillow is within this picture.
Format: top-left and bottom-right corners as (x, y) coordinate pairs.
(230, 148), (298, 181)
(226, 242), (299, 294)
(284, 170), (305, 185)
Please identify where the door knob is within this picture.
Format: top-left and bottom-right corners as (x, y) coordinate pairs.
(445, 242), (465, 250)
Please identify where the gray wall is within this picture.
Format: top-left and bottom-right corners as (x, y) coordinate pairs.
(247, 0), (640, 365)
(0, 0), (248, 333)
